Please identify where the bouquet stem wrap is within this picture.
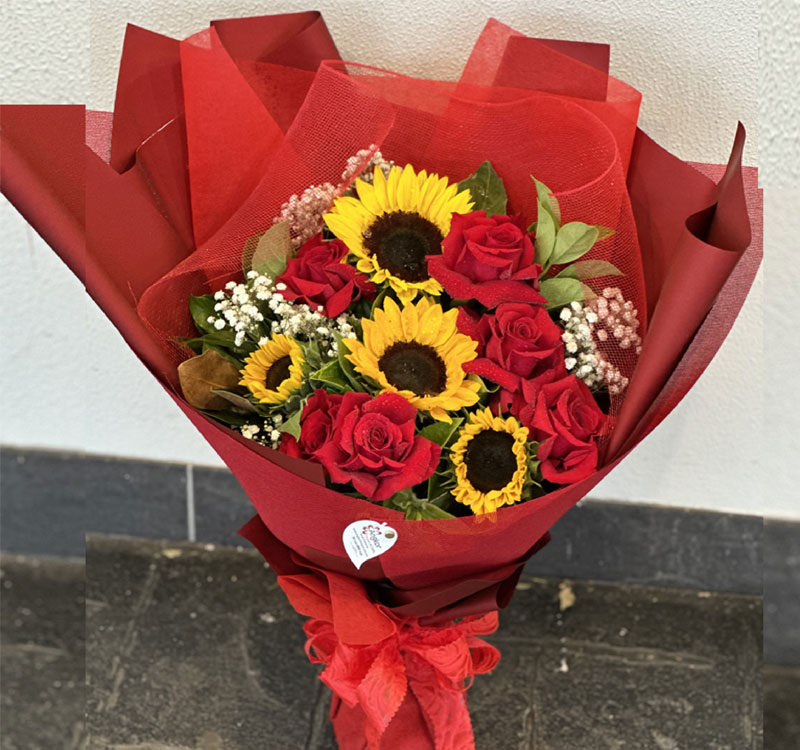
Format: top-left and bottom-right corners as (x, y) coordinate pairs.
(0, 12), (762, 749)
(307, 611), (499, 749)
(240, 514), (549, 749)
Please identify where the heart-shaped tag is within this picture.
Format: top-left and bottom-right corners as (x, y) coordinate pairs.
(342, 520), (398, 570)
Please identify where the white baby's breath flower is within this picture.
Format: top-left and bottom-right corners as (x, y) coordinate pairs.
(557, 288), (641, 396)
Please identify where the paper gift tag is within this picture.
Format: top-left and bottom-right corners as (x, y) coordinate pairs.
(343, 520), (398, 570)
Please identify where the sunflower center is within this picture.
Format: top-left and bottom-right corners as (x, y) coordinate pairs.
(464, 430), (518, 493)
(364, 211), (444, 283)
(378, 341), (447, 396)
(265, 356), (292, 391)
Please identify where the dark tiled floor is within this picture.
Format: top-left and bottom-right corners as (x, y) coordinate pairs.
(78, 536), (764, 749)
(0, 555), (85, 750)
(764, 520), (800, 665)
(764, 666), (800, 749)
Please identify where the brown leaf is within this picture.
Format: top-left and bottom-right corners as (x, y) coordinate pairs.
(178, 350), (243, 411)
(210, 388), (258, 413)
(242, 221), (291, 278)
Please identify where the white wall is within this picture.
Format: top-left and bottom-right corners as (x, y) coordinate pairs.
(1, 0), (797, 519)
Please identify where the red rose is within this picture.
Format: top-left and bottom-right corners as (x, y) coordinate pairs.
(276, 234), (375, 318)
(519, 376), (606, 484)
(279, 432), (302, 458)
(427, 211), (546, 308)
(315, 392), (441, 502)
(279, 389), (344, 459)
(458, 304), (567, 407)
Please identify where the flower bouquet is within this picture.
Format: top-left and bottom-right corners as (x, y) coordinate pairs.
(0, 12), (761, 749)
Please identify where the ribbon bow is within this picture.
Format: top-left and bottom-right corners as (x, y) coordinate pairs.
(304, 609), (500, 750)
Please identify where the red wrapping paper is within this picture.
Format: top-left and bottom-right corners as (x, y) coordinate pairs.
(0, 13), (761, 749)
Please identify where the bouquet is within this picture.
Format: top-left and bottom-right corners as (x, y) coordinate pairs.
(0, 12), (761, 749)
(182, 156), (635, 518)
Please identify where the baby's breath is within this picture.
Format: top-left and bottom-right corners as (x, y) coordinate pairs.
(273, 146), (395, 250)
(341, 145), (394, 185)
(239, 412), (286, 450)
(208, 272), (355, 356)
(559, 288), (642, 396)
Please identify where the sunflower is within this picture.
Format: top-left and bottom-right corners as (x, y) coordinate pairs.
(239, 334), (305, 405)
(344, 297), (480, 422)
(450, 409), (529, 515)
(323, 164), (473, 304)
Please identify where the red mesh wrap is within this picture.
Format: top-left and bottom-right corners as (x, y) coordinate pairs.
(0, 13), (761, 750)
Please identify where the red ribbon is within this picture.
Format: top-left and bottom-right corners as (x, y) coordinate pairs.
(303, 610), (500, 750)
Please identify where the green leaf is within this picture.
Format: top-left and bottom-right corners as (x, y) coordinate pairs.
(189, 295), (218, 335)
(181, 330), (256, 359)
(242, 221), (291, 279)
(370, 285), (391, 316)
(531, 177), (561, 226)
(385, 489), (455, 520)
(540, 277), (585, 309)
(556, 260), (623, 280)
(335, 334), (367, 392)
(476, 375), (500, 395)
(458, 161), (508, 216)
(182, 330), (236, 347)
(551, 222), (599, 266)
(409, 502), (455, 520)
(199, 409), (252, 427)
(427, 470), (456, 506)
(279, 407), (303, 440)
(298, 339), (324, 372)
(419, 417), (463, 447)
(534, 202), (557, 269)
(310, 360), (349, 391)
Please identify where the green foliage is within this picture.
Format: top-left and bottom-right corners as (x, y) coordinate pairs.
(555, 260), (623, 280)
(458, 161), (508, 216)
(335, 334), (368, 392)
(419, 417), (463, 447)
(539, 277), (586, 309)
(189, 295), (218, 335)
(309, 360), (350, 392)
(532, 177), (561, 226)
(530, 176), (614, 278)
(198, 409), (252, 427)
(298, 339), (326, 372)
(370, 285), (391, 317)
(551, 222), (599, 266)
(534, 205), (557, 268)
(427, 469), (456, 506)
(385, 489), (455, 520)
(182, 330), (255, 363)
(278, 407), (303, 440)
